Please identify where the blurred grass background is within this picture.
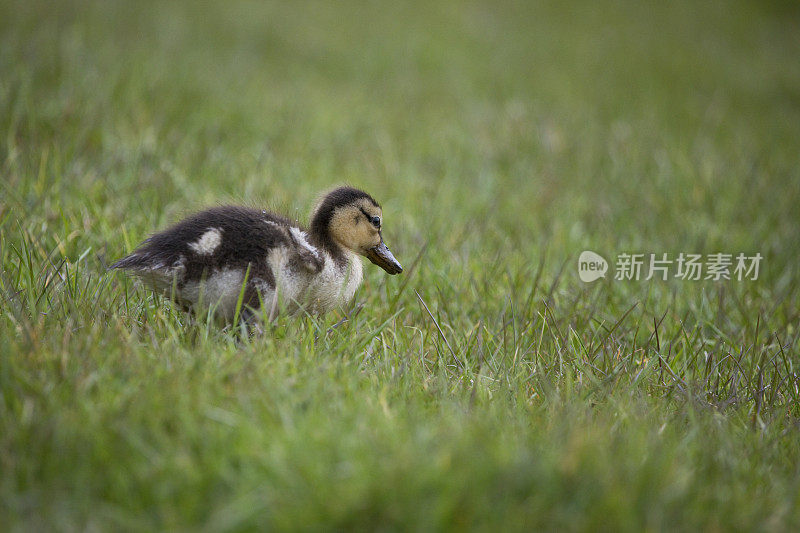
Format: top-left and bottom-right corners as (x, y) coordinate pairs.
(1, 0), (799, 530)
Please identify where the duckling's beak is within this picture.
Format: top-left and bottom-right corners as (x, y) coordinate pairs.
(366, 241), (403, 275)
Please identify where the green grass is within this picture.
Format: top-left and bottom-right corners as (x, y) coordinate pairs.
(2, 0), (800, 530)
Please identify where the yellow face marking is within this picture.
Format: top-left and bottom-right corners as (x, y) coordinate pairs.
(329, 199), (383, 254)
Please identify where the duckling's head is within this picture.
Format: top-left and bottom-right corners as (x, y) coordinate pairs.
(310, 187), (403, 275)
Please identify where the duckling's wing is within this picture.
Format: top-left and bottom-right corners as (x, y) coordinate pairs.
(285, 226), (324, 273)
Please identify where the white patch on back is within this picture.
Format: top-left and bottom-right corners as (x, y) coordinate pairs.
(189, 228), (222, 255)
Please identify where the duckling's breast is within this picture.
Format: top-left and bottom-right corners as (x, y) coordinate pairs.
(304, 250), (363, 314)
(267, 231), (363, 315)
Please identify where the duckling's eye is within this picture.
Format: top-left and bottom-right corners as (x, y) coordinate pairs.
(359, 207), (381, 228)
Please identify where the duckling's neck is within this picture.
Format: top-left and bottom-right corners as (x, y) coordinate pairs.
(309, 215), (348, 267)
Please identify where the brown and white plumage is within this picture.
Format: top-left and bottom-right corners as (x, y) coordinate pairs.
(111, 187), (402, 320)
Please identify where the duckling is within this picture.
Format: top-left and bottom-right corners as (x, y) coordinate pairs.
(111, 187), (402, 320)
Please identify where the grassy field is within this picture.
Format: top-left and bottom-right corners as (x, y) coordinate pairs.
(2, 0), (800, 530)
